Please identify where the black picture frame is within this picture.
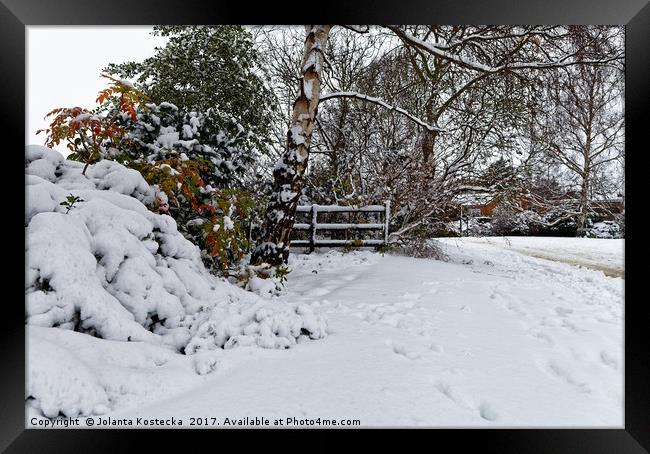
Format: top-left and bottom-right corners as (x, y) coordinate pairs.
(2, 0), (647, 451)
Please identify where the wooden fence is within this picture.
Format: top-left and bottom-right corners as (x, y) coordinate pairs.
(290, 201), (391, 251)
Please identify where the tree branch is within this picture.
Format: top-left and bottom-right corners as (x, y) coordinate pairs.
(319, 91), (446, 132)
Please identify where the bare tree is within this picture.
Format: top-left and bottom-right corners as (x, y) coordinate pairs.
(532, 26), (624, 233)
(252, 25), (624, 266)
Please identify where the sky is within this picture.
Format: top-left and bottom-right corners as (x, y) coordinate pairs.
(26, 26), (167, 154)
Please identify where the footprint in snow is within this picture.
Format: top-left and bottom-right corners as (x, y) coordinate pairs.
(304, 287), (331, 297)
(600, 350), (620, 370)
(478, 402), (499, 421)
(528, 329), (554, 346)
(546, 360), (594, 394)
(396, 300), (417, 309)
(399, 292), (422, 300)
(554, 306), (574, 317)
(387, 340), (421, 360)
(435, 380), (500, 421)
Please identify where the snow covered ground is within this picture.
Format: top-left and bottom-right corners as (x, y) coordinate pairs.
(25, 146), (623, 428)
(454, 236), (624, 278)
(29, 237), (622, 428)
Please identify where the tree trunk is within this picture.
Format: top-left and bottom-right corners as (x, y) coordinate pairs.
(577, 173), (590, 236)
(250, 25), (332, 266)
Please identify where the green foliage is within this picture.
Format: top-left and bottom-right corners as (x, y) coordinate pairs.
(134, 156), (257, 275)
(59, 194), (84, 214)
(104, 26), (276, 152)
(112, 102), (264, 191)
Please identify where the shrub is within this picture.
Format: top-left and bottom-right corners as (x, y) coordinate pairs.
(491, 207), (540, 236)
(390, 238), (449, 261)
(584, 221), (622, 239)
(38, 78), (264, 276)
(36, 76), (147, 175)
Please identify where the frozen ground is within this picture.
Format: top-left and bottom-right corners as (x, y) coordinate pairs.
(29, 236), (622, 428)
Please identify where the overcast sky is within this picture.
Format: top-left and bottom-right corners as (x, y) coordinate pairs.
(27, 26), (167, 154)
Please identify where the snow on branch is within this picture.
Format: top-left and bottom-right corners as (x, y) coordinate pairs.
(319, 91), (445, 132)
(341, 25), (370, 33)
(386, 26), (623, 74)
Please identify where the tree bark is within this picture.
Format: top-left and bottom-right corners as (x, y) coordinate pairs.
(251, 25), (331, 266)
(577, 174), (590, 235)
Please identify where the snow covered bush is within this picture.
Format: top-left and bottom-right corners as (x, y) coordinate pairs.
(25, 145), (327, 358)
(111, 102), (269, 275)
(37, 77), (265, 276)
(490, 207), (541, 236)
(537, 205), (579, 236)
(234, 263), (290, 297)
(464, 217), (494, 237)
(116, 102), (264, 189)
(614, 211), (625, 237)
(584, 221), (622, 239)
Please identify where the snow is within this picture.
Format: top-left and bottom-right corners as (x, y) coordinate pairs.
(25, 145), (328, 420)
(27, 325), (201, 423)
(456, 236), (624, 277)
(39, 238), (622, 428)
(25, 146), (622, 427)
(320, 92), (445, 132)
(222, 216), (234, 231)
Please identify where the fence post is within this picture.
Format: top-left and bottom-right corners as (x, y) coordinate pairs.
(384, 200), (391, 245)
(310, 205), (317, 253)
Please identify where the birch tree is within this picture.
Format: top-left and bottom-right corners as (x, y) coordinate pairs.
(251, 26), (331, 266)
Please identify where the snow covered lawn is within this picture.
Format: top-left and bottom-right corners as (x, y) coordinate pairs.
(454, 236), (624, 278)
(33, 237), (622, 428)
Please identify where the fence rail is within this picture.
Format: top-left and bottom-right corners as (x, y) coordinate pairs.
(291, 201), (390, 251)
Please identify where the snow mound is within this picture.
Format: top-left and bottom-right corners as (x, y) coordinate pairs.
(27, 325), (199, 420)
(28, 327), (110, 418)
(25, 146), (327, 357)
(186, 298), (327, 351)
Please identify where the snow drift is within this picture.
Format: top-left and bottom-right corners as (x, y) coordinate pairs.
(25, 145), (327, 417)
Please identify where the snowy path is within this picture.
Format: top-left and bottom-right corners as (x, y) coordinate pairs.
(112, 239), (623, 427)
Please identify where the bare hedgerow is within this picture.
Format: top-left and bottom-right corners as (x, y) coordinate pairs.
(389, 237), (449, 261)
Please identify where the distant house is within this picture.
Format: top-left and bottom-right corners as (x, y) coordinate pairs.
(456, 193), (528, 218)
